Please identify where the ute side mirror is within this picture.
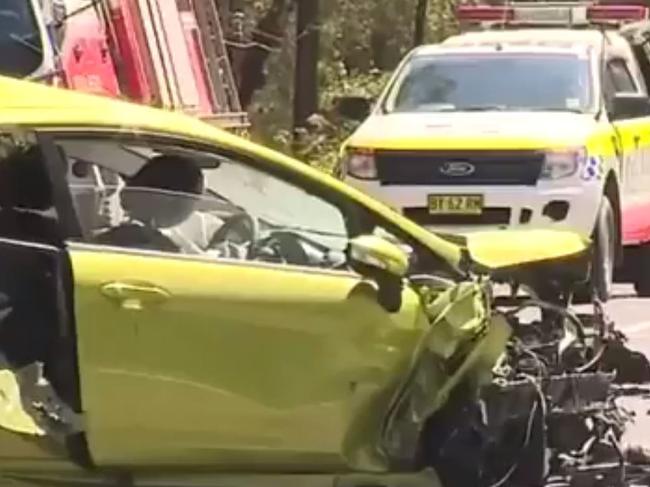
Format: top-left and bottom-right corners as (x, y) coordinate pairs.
(348, 234), (408, 313)
(335, 96), (373, 121)
(609, 93), (650, 121)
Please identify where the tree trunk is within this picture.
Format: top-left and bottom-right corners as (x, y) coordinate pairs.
(413, 0), (428, 47)
(293, 0), (320, 132)
(236, 0), (292, 109)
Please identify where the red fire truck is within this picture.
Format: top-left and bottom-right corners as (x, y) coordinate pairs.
(6, 0), (247, 129)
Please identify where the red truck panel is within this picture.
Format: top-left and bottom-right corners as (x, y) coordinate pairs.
(179, 10), (214, 115)
(107, 0), (158, 105)
(623, 199), (650, 245)
(60, 1), (120, 97)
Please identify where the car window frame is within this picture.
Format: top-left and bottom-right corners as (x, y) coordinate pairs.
(39, 128), (461, 279)
(0, 128), (87, 246)
(42, 129), (367, 272)
(37, 132), (85, 241)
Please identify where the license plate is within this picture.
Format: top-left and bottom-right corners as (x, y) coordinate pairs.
(427, 194), (484, 215)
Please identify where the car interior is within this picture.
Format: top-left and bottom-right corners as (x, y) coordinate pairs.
(57, 137), (352, 269)
(55, 136), (468, 284)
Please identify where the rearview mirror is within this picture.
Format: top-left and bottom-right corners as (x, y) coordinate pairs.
(609, 93), (650, 121)
(348, 235), (408, 313)
(335, 96), (373, 121)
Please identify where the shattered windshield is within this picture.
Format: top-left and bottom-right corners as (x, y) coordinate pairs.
(386, 53), (593, 113)
(0, 0), (44, 77)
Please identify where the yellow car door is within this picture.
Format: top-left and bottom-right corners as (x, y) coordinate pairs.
(51, 132), (428, 470)
(69, 246), (425, 469)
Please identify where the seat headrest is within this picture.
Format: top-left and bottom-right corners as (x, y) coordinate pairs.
(0, 146), (53, 211)
(126, 155), (204, 195)
(121, 154), (205, 229)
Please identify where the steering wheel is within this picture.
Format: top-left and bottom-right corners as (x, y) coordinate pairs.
(207, 213), (259, 257)
(252, 231), (311, 266)
(208, 214), (326, 267)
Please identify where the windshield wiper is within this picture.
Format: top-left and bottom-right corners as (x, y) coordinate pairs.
(459, 105), (508, 111)
(404, 104), (506, 113)
(523, 106), (585, 114)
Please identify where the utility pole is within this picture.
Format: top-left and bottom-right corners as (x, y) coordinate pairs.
(413, 0), (428, 47)
(293, 0), (320, 146)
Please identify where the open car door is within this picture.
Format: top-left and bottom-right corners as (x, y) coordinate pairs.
(0, 130), (87, 473)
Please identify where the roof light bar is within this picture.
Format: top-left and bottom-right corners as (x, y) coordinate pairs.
(587, 4), (648, 22)
(456, 2), (648, 26)
(456, 4), (514, 22)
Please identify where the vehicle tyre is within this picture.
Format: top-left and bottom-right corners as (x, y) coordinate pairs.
(633, 244), (650, 297)
(587, 197), (617, 302)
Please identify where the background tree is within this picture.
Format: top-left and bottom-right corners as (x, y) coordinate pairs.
(221, 0), (458, 170)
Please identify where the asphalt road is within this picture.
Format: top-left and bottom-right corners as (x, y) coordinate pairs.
(605, 284), (650, 339)
(597, 284), (650, 451)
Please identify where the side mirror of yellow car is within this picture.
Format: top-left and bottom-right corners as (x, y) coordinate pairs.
(348, 234), (409, 313)
(349, 234), (409, 277)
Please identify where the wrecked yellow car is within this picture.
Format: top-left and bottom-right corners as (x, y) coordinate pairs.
(0, 76), (632, 487)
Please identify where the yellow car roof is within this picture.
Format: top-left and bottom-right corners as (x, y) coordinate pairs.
(0, 75), (464, 268)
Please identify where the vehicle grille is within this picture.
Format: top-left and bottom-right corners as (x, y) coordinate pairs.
(375, 150), (544, 186)
(403, 207), (511, 226)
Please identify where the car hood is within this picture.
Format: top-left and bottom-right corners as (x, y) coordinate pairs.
(439, 229), (591, 283)
(346, 111), (597, 150)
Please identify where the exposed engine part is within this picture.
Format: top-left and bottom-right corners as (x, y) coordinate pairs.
(420, 292), (644, 487)
(380, 280), (511, 468)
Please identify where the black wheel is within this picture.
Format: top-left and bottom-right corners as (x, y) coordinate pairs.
(633, 244), (650, 297)
(589, 197), (617, 302)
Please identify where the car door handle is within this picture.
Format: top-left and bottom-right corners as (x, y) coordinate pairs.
(100, 281), (171, 310)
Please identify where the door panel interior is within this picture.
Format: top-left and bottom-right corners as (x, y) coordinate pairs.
(0, 130), (88, 468)
(0, 238), (86, 464)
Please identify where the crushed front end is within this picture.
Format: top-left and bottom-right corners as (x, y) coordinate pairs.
(383, 264), (642, 487)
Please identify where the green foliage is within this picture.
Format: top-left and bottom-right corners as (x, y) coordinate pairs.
(243, 0), (458, 172)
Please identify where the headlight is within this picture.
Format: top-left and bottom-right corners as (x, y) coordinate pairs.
(342, 148), (377, 180)
(540, 147), (586, 180)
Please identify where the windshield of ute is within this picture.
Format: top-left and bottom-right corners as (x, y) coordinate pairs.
(0, 0), (44, 77)
(385, 52), (593, 113)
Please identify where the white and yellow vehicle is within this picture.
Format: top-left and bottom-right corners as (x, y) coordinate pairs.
(338, 1), (650, 301)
